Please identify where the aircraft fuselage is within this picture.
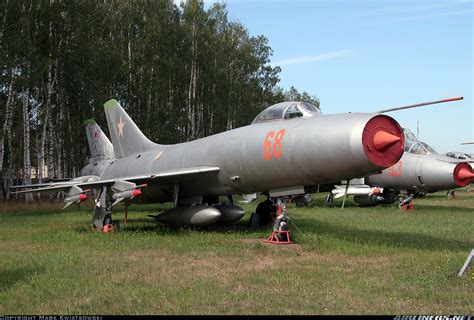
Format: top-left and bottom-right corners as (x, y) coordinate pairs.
(100, 112), (404, 203)
(366, 153), (472, 193)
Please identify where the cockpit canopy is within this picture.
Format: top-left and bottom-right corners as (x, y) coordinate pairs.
(445, 151), (472, 160)
(402, 128), (437, 155)
(251, 101), (321, 124)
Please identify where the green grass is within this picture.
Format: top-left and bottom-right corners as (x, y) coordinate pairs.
(0, 191), (473, 315)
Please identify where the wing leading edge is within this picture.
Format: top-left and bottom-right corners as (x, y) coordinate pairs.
(12, 166), (220, 195)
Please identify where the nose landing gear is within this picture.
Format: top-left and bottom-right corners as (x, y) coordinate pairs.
(264, 199), (294, 244)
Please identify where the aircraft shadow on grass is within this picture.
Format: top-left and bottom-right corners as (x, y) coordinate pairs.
(73, 216), (472, 253)
(408, 204), (474, 213)
(420, 192), (472, 200)
(1, 208), (66, 220)
(72, 215), (258, 235)
(0, 267), (43, 291)
(295, 218), (474, 252)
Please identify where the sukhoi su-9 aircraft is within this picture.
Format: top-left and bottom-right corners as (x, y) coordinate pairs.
(329, 125), (474, 207)
(13, 97), (462, 232)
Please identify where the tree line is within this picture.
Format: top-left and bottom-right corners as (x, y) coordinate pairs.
(0, 0), (319, 200)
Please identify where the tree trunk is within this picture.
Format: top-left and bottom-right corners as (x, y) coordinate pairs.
(47, 111), (55, 180)
(187, 17), (197, 140)
(22, 87), (33, 202)
(1, 66), (15, 199)
(38, 110), (48, 184)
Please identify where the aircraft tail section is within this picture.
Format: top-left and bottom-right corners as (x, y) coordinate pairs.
(103, 99), (159, 158)
(84, 119), (115, 161)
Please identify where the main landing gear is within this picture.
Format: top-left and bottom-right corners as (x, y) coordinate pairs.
(248, 198), (276, 228)
(397, 194), (414, 211)
(325, 193), (334, 207)
(249, 197), (294, 244)
(264, 199), (293, 244)
(447, 189), (456, 199)
(92, 186), (119, 233)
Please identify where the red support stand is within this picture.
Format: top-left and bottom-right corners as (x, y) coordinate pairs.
(263, 199), (295, 244)
(264, 230), (294, 244)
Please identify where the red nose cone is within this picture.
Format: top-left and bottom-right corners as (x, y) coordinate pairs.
(453, 163), (474, 187)
(79, 194), (88, 202)
(362, 115), (404, 168)
(373, 131), (401, 151)
(132, 189), (142, 197)
(458, 168), (474, 180)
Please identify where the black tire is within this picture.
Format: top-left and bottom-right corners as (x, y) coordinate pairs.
(103, 214), (112, 225)
(248, 212), (262, 228)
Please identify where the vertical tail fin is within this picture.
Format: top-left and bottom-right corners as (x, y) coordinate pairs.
(103, 99), (159, 158)
(84, 119), (115, 161)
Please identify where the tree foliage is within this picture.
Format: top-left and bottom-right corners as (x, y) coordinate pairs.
(0, 0), (317, 199)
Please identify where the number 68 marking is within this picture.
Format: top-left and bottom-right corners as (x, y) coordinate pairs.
(263, 129), (286, 160)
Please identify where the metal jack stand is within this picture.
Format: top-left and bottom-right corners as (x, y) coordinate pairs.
(458, 249), (474, 277)
(92, 186), (119, 233)
(400, 203), (414, 211)
(264, 199), (294, 244)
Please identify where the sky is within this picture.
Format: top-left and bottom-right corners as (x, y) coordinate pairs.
(202, 0), (473, 154)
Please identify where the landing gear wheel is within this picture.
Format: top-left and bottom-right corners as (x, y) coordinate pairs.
(251, 199), (276, 228)
(447, 189), (456, 199)
(325, 194), (334, 207)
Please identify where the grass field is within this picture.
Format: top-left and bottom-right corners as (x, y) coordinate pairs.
(0, 190), (473, 315)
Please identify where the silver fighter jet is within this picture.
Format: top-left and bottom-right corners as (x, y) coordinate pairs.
(15, 99), (409, 230)
(329, 127), (474, 207)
